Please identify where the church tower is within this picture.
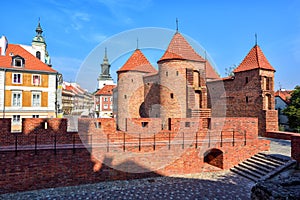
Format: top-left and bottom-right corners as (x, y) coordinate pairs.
(31, 20), (51, 66)
(97, 48), (114, 89)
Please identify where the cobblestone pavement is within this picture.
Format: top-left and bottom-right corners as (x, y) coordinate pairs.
(0, 138), (291, 200)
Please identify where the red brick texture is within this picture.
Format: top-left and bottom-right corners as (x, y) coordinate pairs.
(0, 118), (270, 194)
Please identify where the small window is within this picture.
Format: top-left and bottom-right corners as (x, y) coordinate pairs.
(246, 96), (249, 103)
(12, 56), (25, 67)
(32, 75), (41, 86)
(12, 73), (22, 84)
(166, 71), (168, 77)
(170, 93), (174, 99)
(131, 79), (133, 82)
(36, 51), (41, 60)
(12, 92), (22, 107)
(124, 95), (127, 99)
(176, 71), (179, 76)
(110, 104), (113, 109)
(245, 77), (248, 84)
(185, 122), (190, 127)
(141, 122), (148, 127)
(12, 115), (21, 124)
(32, 115), (39, 118)
(104, 97), (108, 102)
(104, 104), (108, 109)
(32, 92), (41, 107)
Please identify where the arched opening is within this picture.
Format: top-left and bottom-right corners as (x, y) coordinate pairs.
(195, 90), (202, 108)
(204, 148), (223, 169)
(36, 51), (41, 60)
(265, 94), (272, 110)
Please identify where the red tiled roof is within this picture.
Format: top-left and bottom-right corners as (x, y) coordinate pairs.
(158, 32), (205, 62)
(275, 90), (292, 104)
(206, 61), (220, 79)
(95, 85), (116, 96)
(158, 32), (219, 79)
(0, 44), (57, 73)
(117, 49), (157, 74)
(233, 45), (275, 73)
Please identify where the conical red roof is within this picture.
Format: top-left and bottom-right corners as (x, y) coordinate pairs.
(234, 45), (275, 73)
(117, 49), (157, 73)
(158, 32), (205, 62)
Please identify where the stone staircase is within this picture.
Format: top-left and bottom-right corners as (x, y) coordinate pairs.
(230, 152), (296, 182)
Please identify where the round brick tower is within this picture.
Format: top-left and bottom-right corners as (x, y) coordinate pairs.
(157, 32), (209, 128)
(117, 49), (156, 131)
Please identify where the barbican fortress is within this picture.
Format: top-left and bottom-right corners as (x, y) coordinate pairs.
(115, 30), (278, 135)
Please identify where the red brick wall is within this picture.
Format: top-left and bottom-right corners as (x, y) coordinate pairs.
(0, 118), (271, 194)
(207, 69), (278, 135)
(266, 131), (300, 163)
(291, 135), (300, 163)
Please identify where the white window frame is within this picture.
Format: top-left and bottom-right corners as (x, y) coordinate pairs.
(13, 58), (23, 67)
(32, 92), (41, 107)
(12, 73), (22, 84)
(12, 115), (21, 124)
(103, 104), (108, 109)
(12, 91), (22, 107)
(104, 97), (108, 102)
(32, 74), (41, 86)
(32, 115), (39, 118)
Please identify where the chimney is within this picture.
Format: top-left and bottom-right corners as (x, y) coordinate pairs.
(0, 35), (8, 56)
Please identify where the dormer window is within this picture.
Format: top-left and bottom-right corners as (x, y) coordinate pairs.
(11, 55), (25, 67)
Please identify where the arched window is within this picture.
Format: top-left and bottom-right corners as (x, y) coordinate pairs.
(36, 51), (41, 60)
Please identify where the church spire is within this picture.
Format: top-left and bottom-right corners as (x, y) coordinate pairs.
(36, 18), (43, 36)
(97, 48), (114, 89)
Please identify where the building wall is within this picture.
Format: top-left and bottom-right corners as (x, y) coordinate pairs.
(0, 117), (271, 194)
(207, 69), (278, 135)
(117, 71), (148, 131)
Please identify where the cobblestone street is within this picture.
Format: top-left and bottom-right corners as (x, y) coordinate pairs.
(0, 138), (291, 200)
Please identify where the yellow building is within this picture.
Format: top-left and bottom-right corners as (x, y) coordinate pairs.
(0, 40), (59, 132)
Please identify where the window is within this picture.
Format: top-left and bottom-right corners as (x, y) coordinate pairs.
(12, 73), (22, 84)
(32, 92), (41, 107)
(32, 75), (41, 86)
(170, 93), (174, 99)
(141, 122), (148, 127)
(246, 96), (249, 103)
(110, 97), (112, 102)
(36, 51), (41, 60)
(124, 95), (127, 99)
(32, 115), (39, 118)
(104, 97), (108, 102)
(185, 122), (190, 127)
(176, 71), (179, 76)
(12, 56), (25, 67)
(166, 71), (168, 76)
(104, 104), (108, 109)
(12, 115), (20, 124)
(110, 104), (113, 109)
(246, 77), (249, 84)
(12, 92), (22, 107)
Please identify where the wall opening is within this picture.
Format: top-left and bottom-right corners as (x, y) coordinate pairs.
(204, 148), (223, 169)
(195, 90), (202, 108)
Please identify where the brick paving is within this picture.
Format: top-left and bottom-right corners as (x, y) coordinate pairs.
(0, 137), (291, 200)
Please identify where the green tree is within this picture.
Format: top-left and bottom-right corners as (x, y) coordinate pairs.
(283, 85), (300, 132)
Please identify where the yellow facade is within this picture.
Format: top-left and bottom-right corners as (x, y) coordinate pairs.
(5, 71), (49, 87)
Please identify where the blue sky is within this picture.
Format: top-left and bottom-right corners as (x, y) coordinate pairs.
(1, 0), (299, 92)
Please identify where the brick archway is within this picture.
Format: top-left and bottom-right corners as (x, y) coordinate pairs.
(203, 148), (223, 169)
